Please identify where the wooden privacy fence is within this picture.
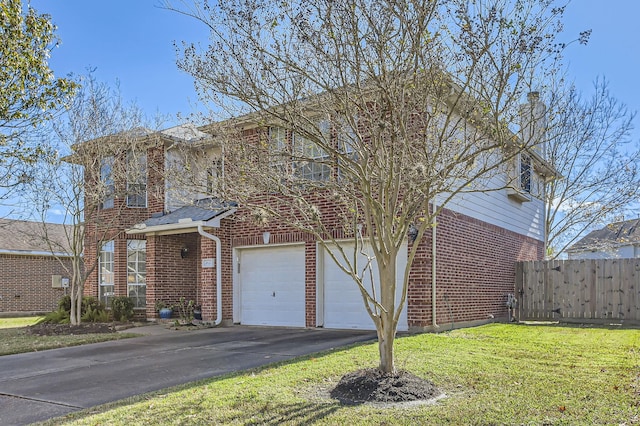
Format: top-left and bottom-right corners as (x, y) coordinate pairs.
(515, 259), (640, 324)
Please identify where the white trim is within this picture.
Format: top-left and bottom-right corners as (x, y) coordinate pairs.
(315, 241), (324, 327)
(125, 208), (236, 236)
(233, 242), (306, 326)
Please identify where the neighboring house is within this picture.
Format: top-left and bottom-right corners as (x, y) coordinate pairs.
(0, 219), (72, 313)
(567, 219), (640, 259)
(80, 95), (553, 332)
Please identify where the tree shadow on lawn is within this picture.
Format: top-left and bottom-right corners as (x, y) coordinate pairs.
(240, 401), (342, 425)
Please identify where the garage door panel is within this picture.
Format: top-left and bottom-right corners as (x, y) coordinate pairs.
(239, 245), (305, 327)
(322, 242), (408, 331)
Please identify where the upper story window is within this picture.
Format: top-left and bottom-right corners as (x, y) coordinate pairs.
(507, 152), (534, 202)
(293, 124), (331, 181)
(268, 126), (288, 173)
(126, 151), (147, 208)
(206, 158), (222, 195)
(269, 121), (332, 182)
(520, 153), (532, 193)
(336, 118), (359, 180)
(100, 156), (114, 209)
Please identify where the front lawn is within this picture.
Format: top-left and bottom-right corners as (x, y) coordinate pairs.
(45, 323), (640, 425)
(0, 316), (43, 328)
(0, 317), (139, 356)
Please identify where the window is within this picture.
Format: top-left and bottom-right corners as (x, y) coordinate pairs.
(99, 241), (114, 307)
(126, 152), (147, 208)
(127, 240), (146, 309)
(336, 117), (359, 179)
(206, 158), (222, 195)
(520, 153), (532, 193)
(100, 157), (114, 209)
(507, 153), (533, 202)
(268, 126), (288, 172)
(293, 120), (331, 181)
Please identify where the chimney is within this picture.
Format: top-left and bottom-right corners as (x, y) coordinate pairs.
(519, 91), (547, 157)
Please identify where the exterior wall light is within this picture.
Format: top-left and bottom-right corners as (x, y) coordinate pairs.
(408, 224), (419, 244)
(181, 247), (189, 258)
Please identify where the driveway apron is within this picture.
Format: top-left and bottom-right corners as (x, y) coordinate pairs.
(0, 326), (374, 425)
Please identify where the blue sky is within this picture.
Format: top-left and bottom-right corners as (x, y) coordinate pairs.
(28, 0), (639, 133)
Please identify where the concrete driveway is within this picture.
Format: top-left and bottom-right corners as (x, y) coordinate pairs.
(0, 325), (374, 425)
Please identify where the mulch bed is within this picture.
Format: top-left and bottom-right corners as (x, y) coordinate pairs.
(330, 368), (440, 405)
(26, 322), (117, 336)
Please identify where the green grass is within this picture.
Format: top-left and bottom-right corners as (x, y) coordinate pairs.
(41, 323), (639, 425)
(0, 319), (139, 356)
(0, 316), (43, 328)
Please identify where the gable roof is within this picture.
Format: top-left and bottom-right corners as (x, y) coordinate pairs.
(568, 219), (640, 253)
(0, 219), (72, 257)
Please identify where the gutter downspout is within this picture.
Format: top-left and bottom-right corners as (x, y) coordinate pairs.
(432, 208), (438, 329)
(198, 225), (222, 326)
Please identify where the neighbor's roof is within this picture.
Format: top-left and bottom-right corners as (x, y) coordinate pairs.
(0, 219), (72, 257)
(568, 219), (640, 252)
(127, 198), (237, 236)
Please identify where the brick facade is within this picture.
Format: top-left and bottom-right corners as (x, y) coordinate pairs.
(82, 132), (544, 329)
(407, 208), (542, 330)
(0, 254), (73, 313)
(83, 143), (165, 314)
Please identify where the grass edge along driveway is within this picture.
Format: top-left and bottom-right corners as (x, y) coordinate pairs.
(0, 317), (139, 356)
(40, 323), (639, 425)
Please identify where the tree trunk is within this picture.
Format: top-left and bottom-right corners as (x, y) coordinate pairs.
(376, 254), (397, 374)
(71, 275), (83, 325)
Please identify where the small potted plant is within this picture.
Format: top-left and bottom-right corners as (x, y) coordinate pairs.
(155, 300), (172, 319)
(193, 304), (202, 321)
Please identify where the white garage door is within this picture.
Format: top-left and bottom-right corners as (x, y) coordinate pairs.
(321, 242), (408, 331)
(238, 245), (306, 327)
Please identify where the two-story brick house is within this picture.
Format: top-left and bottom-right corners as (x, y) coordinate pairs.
(81, 94), (553, 332)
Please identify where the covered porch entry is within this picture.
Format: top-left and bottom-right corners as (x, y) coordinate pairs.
(126, 200), (236, 321)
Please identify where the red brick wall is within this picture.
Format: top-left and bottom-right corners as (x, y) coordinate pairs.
(0, 254), (73, 312)
(407, 208), (543, 328)
(84, 143), (166, 311)
(197, 221), (233, 322)
(146, 233), (198, 318)
(82, 132), (545, 328)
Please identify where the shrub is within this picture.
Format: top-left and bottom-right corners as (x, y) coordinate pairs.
(82, 305), (110, 322)
(111, 296), (135, 322)
(174, 297), (194, 323)
(45, 295), (108, 323)
(37, 309), (70, 324)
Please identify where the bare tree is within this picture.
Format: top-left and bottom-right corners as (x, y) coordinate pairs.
(25, 73), (153, 325)
(167, 0), (567, 373)
(544, 78), (639, 258)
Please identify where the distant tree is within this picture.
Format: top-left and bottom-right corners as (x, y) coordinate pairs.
(545, 78), (639, 258)
(168, 0), (567, 374)
(0, 0), (76, 195)
(26, 73), (151, 325)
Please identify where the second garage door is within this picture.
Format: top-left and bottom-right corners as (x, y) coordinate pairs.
(321, 242), (408, 331)
(238, 245), (306, 327)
